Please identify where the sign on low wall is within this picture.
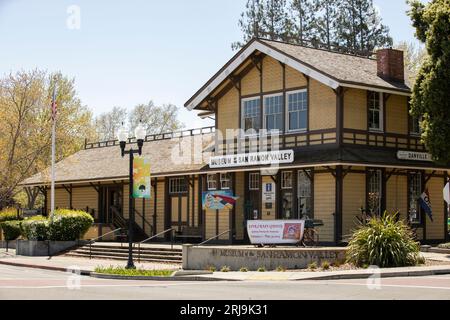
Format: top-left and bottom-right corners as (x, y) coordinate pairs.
(247, 220), (305, 245)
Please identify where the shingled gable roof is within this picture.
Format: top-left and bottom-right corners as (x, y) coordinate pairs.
(184, 38), (411, 111)
(20, 132), (215, 187)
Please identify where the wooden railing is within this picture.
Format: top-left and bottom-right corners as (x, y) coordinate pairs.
(85, 126), (215, 150)
(214, 128), (426, 155)
(215, 129), (337, 155)
(342, 129), (426, 151)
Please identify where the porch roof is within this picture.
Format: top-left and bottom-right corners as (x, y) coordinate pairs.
(20, 132), (214, 187)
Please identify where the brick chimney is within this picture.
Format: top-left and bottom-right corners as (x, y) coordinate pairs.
(377, 48), (405, 83)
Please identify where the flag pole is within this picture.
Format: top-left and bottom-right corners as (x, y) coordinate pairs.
(50, 84), (57, 223)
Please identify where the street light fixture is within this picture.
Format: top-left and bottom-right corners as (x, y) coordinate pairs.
(118, 122), (147, 269)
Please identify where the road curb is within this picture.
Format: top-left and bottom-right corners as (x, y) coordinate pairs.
(0, 260), (92, 275)
(295, 267), (450, 281)
(90, 272), (237, 282)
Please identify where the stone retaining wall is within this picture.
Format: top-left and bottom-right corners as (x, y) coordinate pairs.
(183, 245), (347, 271)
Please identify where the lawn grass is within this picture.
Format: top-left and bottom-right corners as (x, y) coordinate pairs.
(94, 266), (175, 277)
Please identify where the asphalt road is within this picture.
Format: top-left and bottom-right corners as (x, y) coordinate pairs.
(1, 265), (450, 300)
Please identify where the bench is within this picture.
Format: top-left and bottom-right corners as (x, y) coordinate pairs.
(174, 227), (202, 243)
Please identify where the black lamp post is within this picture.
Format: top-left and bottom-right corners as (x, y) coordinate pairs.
(118, 123), (146, 269)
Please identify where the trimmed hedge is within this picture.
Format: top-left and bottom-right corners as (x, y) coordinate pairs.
(0, 220), (22, 240)
(21, 216), (49, 241)
(48, 209), (94, 241)
(21, 210), (94, 241)
(0, 208), (21, 223)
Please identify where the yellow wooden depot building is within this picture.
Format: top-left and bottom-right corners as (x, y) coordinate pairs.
(22, 38), (450, 245)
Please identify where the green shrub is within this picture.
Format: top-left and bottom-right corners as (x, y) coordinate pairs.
(220, 266), (231, 272)
(257, 267), (266, 272)
(346, 212), (420, 268)
(308, 262), (318, 270)
(321, 261), (330, 270)
(239, 267), (248, 272)
(94, 266), (174, 277)
(0, 208), (21, 223)
(276, 266), (286, 272)
(48, 209), (94, 241)
(21, 218), (49, 241)
(207, 266), (216, 272)
(0, 220), (22, 240)
(438, 243), (450, 249)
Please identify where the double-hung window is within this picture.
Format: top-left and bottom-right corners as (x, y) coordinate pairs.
(169, 178), (187, 194)
(264, 94), (283, 133)
(287, 90), (308, 132)
(409, 172), (422, 225)
(242, 97), (261, 135)
(298, 170), (312, 219)
(410, 116), (421, 136)
(367, 170), (382, 215)
(249, 173), (260, 190)
(220, 173), (231, 190)
(207, 174), (217, 191)
(368, 91), (383, 131)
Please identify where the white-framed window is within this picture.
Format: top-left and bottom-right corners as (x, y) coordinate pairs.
(249, 173), (260, 190)
(264, 94), (283, 133)
(368, 91), (383, 131)
(410, 116), (421, 136)
(281, 171), (293, 189)
(298, 170), (312, 219)
(367, 170), (382, 215)
(220, 173), (232, 190)
(169, 177), (187, 194)
(287, 90), (308, 132)
(207, 174), (217, 191)
(409, 172), (422, 225)
(242, 97), (261, 135)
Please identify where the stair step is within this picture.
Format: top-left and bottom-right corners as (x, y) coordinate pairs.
(69, 251), (182, 260)
(88, 245), (182, 253)
(65, 253), (181, 264)
(74, 247), (182, 256)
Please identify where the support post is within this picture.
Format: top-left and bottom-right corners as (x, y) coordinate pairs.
(335, 166), (343, 245)
(126, 150), (135, 269)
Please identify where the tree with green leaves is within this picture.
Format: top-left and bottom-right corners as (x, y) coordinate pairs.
(290, 0), (315, 45)
(233, 0), (392, 52)
(0, 70), (96, 209)
(408, 0), (450, 162)
(232, 0), (265, 50)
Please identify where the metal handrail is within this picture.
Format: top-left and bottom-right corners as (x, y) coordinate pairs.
(137, 228), (175, 263)
(87, 228), (122, 259)
(134, 208), (154, 236)
(197, 229), (231, 246)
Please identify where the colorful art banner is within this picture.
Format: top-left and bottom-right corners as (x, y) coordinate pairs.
(202, 191), (238, 210)
(247, 220), (305, 245)
(133, 157), (151, 199)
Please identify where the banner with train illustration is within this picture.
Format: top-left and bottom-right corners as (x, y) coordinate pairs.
(202, 191), (238, 210)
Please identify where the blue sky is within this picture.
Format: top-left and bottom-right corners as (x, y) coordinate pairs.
(0, 0), (424, 130)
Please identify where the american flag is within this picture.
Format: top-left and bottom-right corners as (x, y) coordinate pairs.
(51, 86), (57, 121)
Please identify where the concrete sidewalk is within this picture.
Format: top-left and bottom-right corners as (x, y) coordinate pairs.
(0, 249), (181, 275)
(2, 249), (450, 281)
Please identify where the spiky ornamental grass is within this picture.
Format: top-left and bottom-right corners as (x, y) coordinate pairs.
(346, 213), (421, 268)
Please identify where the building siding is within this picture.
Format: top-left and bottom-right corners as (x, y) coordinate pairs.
(314, 173), (335, 242)
(262, 56), (283, 92)
(309, 79), (336, 130)
(386, 95), (408, 135)
(342, 173), (365, 239)
(286, 65), (307, 89)
(344, 88), (367, 130)
(426, 177), (445, 240)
